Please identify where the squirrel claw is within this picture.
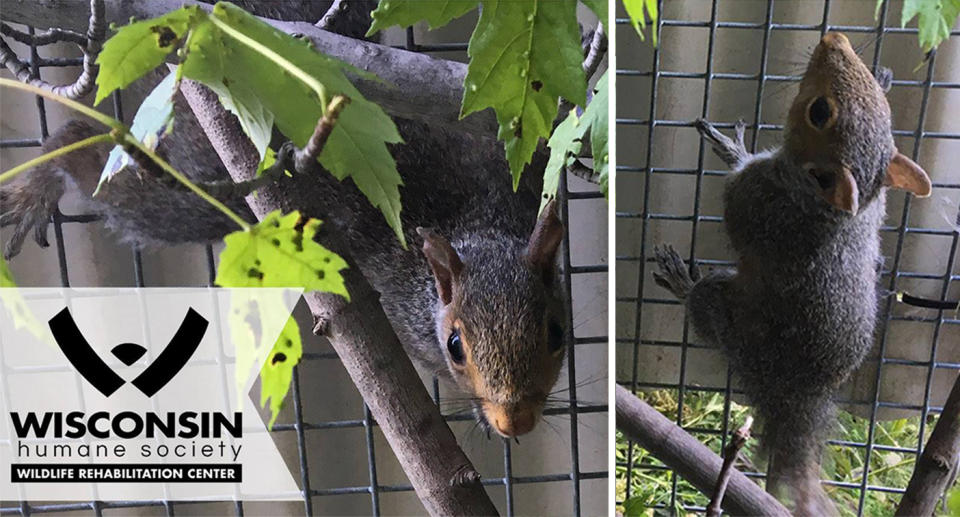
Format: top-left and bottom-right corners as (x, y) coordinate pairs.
(694, 118), (750, 169)
(652, 244), (698, 300)
(1, 182), (58, 259)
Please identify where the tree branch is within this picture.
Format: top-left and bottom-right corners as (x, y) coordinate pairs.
(583, 23), (607, 81)
(0, 0), (103, 99)
(178, 78), (499, 517)
(896, 371), (960, 516)
(615, 385), (790, 517)
(2, 0), (497, 136)
(707, 416), (754, 517)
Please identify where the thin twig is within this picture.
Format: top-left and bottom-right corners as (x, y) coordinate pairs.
(896, 372), (960, 516)
(707, 416), (754, 517)
(295, 94), (351, 171)
(0, 0), (104, 99)
(316, 0), (347, 30)
(0, 23), (87, 46)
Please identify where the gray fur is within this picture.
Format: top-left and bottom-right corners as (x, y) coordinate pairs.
(655, 33), (898, 514)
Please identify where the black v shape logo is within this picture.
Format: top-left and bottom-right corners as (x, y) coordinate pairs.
(48, 308), (208, 397)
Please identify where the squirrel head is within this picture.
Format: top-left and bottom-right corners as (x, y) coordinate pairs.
(785, 32), (930, 215)
(416, 200), (565, 438)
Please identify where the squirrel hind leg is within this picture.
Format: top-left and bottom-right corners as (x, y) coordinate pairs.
(694, 118), (750, 169)
(652, 244), (700, 299)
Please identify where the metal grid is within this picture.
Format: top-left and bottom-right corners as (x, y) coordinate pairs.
(0, 16), (609, 517)
(615, 0), (959, 515)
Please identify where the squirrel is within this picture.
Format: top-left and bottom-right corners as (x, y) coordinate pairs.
(0, 0), (569, 438)
(652, 32), (931, 515)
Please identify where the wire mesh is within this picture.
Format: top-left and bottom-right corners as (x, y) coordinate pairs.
(0, 11), (608, 517)
(616, 0), (959, 515)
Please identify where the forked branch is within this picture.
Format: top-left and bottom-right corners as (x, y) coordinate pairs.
(0, 0), (104, 99)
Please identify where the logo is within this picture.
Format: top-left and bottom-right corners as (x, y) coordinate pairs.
(48, 307), (207, 397)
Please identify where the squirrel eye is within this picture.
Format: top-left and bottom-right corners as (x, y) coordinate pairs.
(447, 330), (465, 365)
(548, 321), (565, 353)
(808, 96), (832, 129)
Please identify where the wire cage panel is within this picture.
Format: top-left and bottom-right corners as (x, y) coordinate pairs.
(616, 0), (959, 515)
(0, 6), (609, 517)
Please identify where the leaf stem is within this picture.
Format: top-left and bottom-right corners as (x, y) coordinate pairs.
(0, 78), (120, 129)
(1, 77), (251, 232)
(206, 14), (329, 110)
(119, 131), (251, 231)
(0, 134), (113, 184)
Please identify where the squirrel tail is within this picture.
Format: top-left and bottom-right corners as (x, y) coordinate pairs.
(759, 393), (840, 517)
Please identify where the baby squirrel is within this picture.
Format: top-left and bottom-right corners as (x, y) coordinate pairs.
(1, 1), (567, 438)
(653, 32), (931, 515)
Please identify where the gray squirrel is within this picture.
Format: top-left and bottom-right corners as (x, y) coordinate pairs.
(653, 32), (931, 515)
(0, 0), (569, 438)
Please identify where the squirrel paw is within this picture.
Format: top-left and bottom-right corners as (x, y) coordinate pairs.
(652, 244), (700, 299)
(1, 179), (62, 260)
(694, 118), (750, 169)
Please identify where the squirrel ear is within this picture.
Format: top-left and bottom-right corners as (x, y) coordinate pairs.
(525, 199), (564, 282)
(885, 151), (932, 198)
(417, 227), (463, 305)
(809, 165), (859, 215)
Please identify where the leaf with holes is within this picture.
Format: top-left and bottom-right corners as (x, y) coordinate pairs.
(461, 0), (586, 188)
(94, 6), (202, 105)
(366, 0), (478, 35)
(182, 3), (406, 244)
(260, 314), (302, 430)
(215, 210), (349, 297)
(622, 0), (659, 45)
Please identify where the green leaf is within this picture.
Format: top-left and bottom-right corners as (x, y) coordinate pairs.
(99, 69), (179, 191)
(900, 0), (960, 52)
(182, 3), (406, 245)
(0, 257), (50, 343)
(94, 6), (201, 105)
(259, 314), (302, 430)
(0, 255), (14, 288)
(216, 210), (349, 296)
(947, 483), (960, 516)
(622, 0), (659, 45)
(580, 0), (608, 28)
(461, 0), (587, 189)
(584, 71), (609, 196)
(542, 109), (584, 213)
(367, 0), (478, 35)
(541, 70), (608, 210)
(622, 496), (649, 517)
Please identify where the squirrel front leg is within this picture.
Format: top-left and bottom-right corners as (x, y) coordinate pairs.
(694, 118), (750, 170)
(653, 245), (738, 348)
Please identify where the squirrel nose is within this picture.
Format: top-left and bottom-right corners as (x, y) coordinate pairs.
(820, 32), (850, 51)
(490, 408), (536, 437)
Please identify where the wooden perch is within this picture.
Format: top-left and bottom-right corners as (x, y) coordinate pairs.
(615, 385), (790, 517)
(179, 78), (498, 516)
(707, 416), (754, 517)
(896, 371), (960, 516)
(2, 0), (497, 137)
